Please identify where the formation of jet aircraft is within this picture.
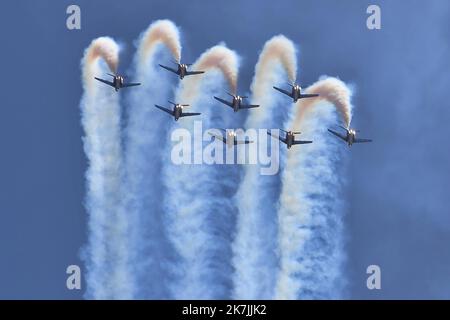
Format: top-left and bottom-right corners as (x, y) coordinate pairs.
(273, 83), (319, 102)
(159, 61), (205, 79)
(94, 73), (141, 92)
(214, 93), (260, 112)
(328, 126), (372, 147)
(94, 67), (371, 149)
(208, 129), (253, 147)
(154, 101), (201, 121)
(267, 129), (313, 149)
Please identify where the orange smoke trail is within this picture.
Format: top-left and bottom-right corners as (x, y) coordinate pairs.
(82, 37), (119, 93)
(177, 45), (239, 104)
(293, 77), (353, 128)
(244, 35), (297, 128)
(251, 35), (297, 100)
(138, 20), (181, 65)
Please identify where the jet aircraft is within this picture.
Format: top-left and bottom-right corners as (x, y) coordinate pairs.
(208, 129), (253, 147)
(154, 101), (201, 121)
(159, 61), (205, 79)
(328, 126), (372, 146)
(213, 93), (260, 112)
(273, 83), (319, 102)
(267, 129), (313, 149)
(94, 73), (141, 92)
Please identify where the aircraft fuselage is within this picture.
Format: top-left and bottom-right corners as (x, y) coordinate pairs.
(286, 132), (295, 149)
(178, 64), (188, 79)
(112, 76), (124, 91)
(346, 130), (356, 146)
(291, 85), (302, 102)
(173, 105), (183, 121)
(232, 96), (243, 112)
(328, 127), (370, 147)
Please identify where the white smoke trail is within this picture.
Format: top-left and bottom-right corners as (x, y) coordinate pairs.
(232, 35), (297, 299)
(162, 45), (240, 299)
(123, 20), (182, 299)
(275, 77), (352, 299)
(80, 37), (131, 299)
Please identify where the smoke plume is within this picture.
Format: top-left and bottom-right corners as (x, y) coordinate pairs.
(80, 37), (131, 299)
(232, 35), (298, 299)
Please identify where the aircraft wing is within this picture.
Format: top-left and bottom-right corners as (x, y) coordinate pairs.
(94, 77), (115, 87)
(159, 64), (179, 74)
(293, 140), (313, 144)
(273, 86), (293, 98)
(240, 104), (260, 109)
(354, 138), (372, 143)
(185, 71), (205, 76)
(214, 96), (234, 108)
(300, 93), (319, 99)
(267, 131), (287, 145)
(154, 105), (174, 116)
(208, 132), (226, 143)
(180, 112), (201, 117)
(122, 82), (141, 87)
(327, 128), (347, 141)
(235, 140), (253, 144)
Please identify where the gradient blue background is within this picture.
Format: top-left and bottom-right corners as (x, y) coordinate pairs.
(0, 0), (449, 299)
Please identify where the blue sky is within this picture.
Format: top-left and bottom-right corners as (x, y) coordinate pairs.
(0, 0), (449, 299)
